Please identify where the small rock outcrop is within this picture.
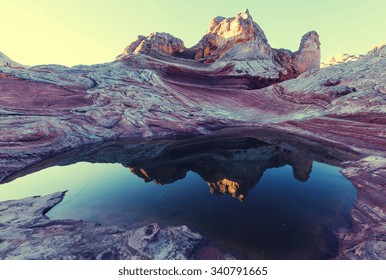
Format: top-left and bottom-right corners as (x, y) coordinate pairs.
(321, 44), (385, 68)
(117, 32), (186, 58)
(321, 53), (364, 68)
(366, 43), (386, 58)
(292, 31), (321, 73)
(274, 31), (321, 74)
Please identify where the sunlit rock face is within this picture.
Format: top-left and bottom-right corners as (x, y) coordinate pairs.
(321, 53), (364, 68)
(117, 32), (186, 58)
(366, 43), (386, 57)
(320, 44), (386, 68)
(191, 9), (273, 62)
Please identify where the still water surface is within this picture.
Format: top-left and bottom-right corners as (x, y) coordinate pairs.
(0, 138), (357, 259)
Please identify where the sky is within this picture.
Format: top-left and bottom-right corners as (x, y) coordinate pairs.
(0, 0), (385, 66)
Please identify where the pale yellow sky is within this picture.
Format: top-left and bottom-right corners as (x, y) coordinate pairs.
(0, 0), (385, 66)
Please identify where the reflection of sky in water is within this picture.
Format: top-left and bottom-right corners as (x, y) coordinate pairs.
(0, 161), (357, 259)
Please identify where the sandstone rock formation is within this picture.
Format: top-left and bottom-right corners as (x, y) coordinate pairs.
(117, 32), (186, 58)
(273, 31), (321, 76)
(191, 9), (273, 62)
(117, 9), (320, 85)
(367, 43), (386, 57)
(0, 10), (385, 260)
(321, 53), (364, 68)
(320, 43), (386, 68)
(292, 31), (321, 73)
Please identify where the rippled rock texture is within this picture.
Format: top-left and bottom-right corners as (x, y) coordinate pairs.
(0, 10), (385, 259)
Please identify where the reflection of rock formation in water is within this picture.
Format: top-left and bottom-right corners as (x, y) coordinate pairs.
(129, 166), (188, 184)
(126, 138), (313, 201)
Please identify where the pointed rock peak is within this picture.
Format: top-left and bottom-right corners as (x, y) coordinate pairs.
(206, 9), (259, 37)
(299, 31), (320, 51)
(241, 8), (250, 19)
(192, 10), (270, 62)
(234, 8), (252, 21)
(292, 31), (321, 73)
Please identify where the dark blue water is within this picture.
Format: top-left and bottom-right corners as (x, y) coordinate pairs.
(0, 158), (356, 259)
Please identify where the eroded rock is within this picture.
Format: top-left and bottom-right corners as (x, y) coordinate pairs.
(191, 9), (272, 62)
(118, 32), (186, 57)
(292, 31), (321, 73)
(321, 53), (364, 68)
